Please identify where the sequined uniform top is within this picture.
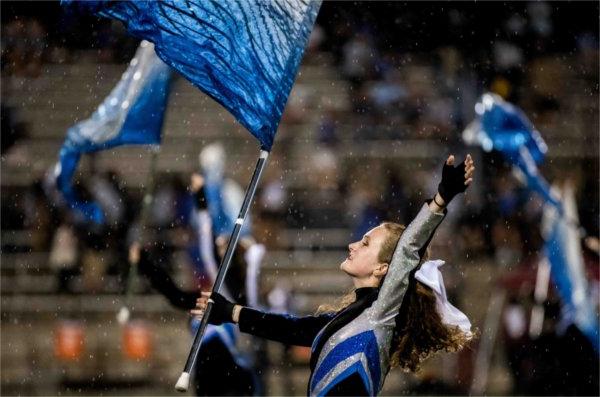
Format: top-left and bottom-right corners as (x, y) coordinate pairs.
(238, 203), (445, 395)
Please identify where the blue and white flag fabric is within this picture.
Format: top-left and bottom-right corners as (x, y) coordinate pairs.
(542, 182), (599, 351)
(63, 0), (322, 151)
(463, 93), (561, 210)
(53, 41), (172, 224)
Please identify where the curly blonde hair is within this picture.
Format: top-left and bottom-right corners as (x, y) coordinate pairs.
(317, 221), (474, 372)
(391, 279), (474, 371)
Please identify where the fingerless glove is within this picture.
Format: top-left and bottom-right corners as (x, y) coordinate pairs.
(437, 159), (468, 203)
(207, 292), (236, 325)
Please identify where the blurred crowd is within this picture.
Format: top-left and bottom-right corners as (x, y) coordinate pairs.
(1, 2), (598, 395)
(1, 4), (137, 77)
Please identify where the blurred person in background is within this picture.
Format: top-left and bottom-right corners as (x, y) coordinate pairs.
(1, 17), (46, 77)
(134, 166), (265, 396)
(501, 284), (599, 396)
(254, 153), (288, 250)
(49, 221), (79, 293)
(89, 170), (135, 285)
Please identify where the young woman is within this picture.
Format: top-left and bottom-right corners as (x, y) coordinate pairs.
(193, 154), (475, 396)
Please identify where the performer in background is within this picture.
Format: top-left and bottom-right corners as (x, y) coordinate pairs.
(194, 154), (476, 396)
(135, 170), (264, 396)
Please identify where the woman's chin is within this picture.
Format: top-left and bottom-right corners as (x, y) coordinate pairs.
(340, 260), (348, 272)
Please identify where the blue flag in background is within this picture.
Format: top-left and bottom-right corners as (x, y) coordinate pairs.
(542, 183), (599, 351)
(53, 41), (172, 224)
(463, 93), (561, 210)
(62, 0), (321, 151)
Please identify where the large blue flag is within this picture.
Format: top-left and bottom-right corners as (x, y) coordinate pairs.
(53, 41), (172, 224)
(542, 183), (599, 351)
(463, 93), (561, 210)
(64, 0), (321, 151)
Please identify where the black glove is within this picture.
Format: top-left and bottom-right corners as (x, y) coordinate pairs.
(437, 158), (468, 204)
(207, 292), (236, 325)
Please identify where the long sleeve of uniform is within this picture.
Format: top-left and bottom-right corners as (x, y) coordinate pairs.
(371, 202), (446, 324)
(238, 307), (335, 347)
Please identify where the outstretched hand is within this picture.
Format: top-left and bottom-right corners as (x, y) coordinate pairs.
(435, 154), (475, 206)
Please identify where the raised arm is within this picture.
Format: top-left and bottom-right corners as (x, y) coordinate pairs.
(371, 154), (475, 322)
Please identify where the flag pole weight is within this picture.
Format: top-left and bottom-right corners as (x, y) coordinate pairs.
(175, 149), (269, 392)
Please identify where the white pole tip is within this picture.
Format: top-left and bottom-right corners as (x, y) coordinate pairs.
(116, 307), (130, 325)
(175, 372), (190, 392)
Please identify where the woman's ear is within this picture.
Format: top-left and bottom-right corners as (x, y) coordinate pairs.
(374, 263), (389, 278)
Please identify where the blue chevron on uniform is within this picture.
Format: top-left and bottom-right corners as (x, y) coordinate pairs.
(310, 330), (381, 395)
